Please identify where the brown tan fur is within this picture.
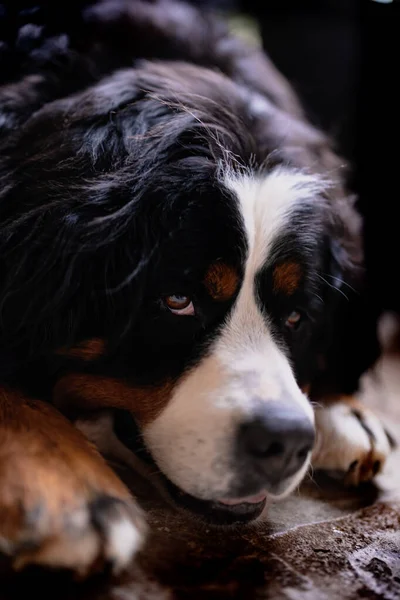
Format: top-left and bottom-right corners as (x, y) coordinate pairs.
(273, 262), (302, 295)
(56, 339), (106, 361)
(0, 387), (145, 572)
(54, 374), (175, 426)
(204, 262), (239, 302)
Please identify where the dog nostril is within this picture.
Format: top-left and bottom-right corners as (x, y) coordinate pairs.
(297, 445), (311, 460)
(247, 437), (285, 459)
(265, 441), (285, 458)
(246, 437), (311, 462)
(243, 424), (285, 458)
(236, 402), (315, 487)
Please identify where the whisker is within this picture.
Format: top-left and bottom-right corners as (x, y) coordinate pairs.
(321, 272), (357, 294)
(312, 292), (324, 304)
(317, 273), (349, 301)
(310, 400), (323, 410)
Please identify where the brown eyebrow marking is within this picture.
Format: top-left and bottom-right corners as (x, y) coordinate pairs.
(56, 338), (106, 361)
(204, 262), (240, 302)
(273, 262), (302, 295)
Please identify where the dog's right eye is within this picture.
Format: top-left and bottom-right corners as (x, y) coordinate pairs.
(164, 295), (195, 316)
(285, 310), (302, 330)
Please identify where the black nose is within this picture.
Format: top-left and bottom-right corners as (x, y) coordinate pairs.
(236, 402), (315, 491)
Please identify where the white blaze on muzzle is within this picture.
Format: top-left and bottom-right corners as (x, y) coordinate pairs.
(143, 168), (324, 500)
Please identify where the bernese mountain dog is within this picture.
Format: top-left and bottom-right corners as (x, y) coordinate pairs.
(0, 0), (393, 577)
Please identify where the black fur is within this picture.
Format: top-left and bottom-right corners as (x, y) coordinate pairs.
(0, 0), (365, 402)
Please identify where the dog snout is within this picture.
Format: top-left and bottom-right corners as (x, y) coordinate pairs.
(236, 401), (315, 492)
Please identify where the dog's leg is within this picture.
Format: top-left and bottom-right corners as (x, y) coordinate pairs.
(312, 395), (394, 486)
(0, 387), (146, 576)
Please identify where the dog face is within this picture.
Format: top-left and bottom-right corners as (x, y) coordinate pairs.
(1, 62), (359, 524)
(140, 169), (322, 505)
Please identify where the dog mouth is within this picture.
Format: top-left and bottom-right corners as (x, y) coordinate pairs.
(113, 410), (267, 525)
(160, 479), (267, 525)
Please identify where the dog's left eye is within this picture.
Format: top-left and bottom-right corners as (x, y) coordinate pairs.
(164, 295), (195, 316)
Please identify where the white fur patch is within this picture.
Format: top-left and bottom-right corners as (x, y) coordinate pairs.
(105, 514), (143, 574)
(225, 167), (326, 274)
(143, 168), (322, 500)
(312, 400), (391, 482)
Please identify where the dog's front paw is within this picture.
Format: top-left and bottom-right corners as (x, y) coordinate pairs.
(1, 494), (145, 578)
(312, 396), (394, 486)
(0, 398), (146, 577)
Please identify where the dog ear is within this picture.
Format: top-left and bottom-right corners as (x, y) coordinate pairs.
(0, 74), (163, 369)
(310, 195), (380, 398)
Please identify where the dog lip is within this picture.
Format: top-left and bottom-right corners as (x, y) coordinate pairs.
(113, 409), (267, 525)
(156, 467), (268, 524)
(217, 492), (267, 506)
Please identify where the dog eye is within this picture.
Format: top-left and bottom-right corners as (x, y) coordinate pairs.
(164, 295), (195, 316)
(285, 310), (302, 330)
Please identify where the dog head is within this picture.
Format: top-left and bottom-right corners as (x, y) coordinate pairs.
(0, 62), (361, 523)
